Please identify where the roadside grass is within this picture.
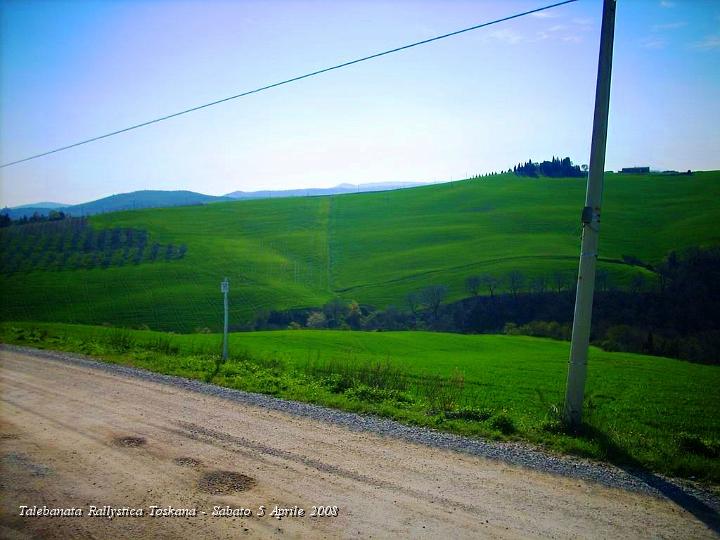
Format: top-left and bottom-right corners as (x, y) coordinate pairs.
(2, 321), (719, 485)
(2, 172), (719, 330)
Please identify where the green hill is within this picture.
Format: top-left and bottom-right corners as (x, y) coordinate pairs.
(2, 171), (719, 331)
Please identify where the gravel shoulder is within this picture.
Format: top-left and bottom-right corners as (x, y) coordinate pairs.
(1, 344), (718, 539)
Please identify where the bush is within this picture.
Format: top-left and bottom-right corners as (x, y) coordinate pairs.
(12, 326), (47, 343)
(78, 339), (106, 356)
(320, 373), (354, 394)
(503, 322), (519, 335)
(306, 311), (327, 329)
(504, 320), (571, 341)
(600, 325), (647, 353)
(490, 412), (516, 435)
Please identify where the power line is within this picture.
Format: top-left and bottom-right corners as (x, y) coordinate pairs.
(1, 0), (577, 168)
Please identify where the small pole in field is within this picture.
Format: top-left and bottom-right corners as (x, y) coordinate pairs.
(221, 277), (229, 361)
(563, 0), (616, 429)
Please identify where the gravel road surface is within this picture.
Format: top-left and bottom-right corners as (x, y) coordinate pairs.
(1, 345), (717, 539)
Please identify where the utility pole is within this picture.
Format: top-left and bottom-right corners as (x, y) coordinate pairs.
(563, 0), (616, 428)
(221, 277), (229, 361)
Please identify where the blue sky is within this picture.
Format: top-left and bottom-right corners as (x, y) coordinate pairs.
(1, 0), (718, 206)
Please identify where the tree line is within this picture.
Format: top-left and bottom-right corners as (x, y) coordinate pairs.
(0, 209), (67, 228)
(513, 156), (586, 178)
(248, 247), (719, 364)
(462, 156), (587, 180)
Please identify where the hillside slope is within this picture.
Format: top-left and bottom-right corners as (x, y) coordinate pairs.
(225, 181), (427, 199)
(1, 172), (719, 331)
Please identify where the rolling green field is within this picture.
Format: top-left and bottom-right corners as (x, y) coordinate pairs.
(3, 321), (719, 483)
(2, 172), (720, 331)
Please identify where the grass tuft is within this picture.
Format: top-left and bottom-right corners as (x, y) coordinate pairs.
(107, 328), (135, 352)
(444, 407), (493, 422)
(678, 432), (720, 459)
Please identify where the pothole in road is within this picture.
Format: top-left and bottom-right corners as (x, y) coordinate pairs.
(173, 457), (202, 467)
(113, 436), (147, 448)
(198, 470), (256, 494)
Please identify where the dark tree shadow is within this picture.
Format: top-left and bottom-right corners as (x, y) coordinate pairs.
(578, 424), (719, 534)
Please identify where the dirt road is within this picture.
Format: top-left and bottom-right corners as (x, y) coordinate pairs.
(0, 348), (715, 539)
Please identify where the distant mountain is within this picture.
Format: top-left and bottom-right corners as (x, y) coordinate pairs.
(12, 201), (68, 209)
(67, 190), (232, 216)
(2, 190), (231, 219)
(4, 183), (432, 220)
(225, 182), (429, 200)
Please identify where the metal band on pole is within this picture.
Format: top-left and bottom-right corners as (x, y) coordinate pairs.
(563, 0), (616, 428)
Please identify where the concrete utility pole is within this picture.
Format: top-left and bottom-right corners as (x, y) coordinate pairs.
(563, 0), (616, 428)
(221, 277), (229, 361)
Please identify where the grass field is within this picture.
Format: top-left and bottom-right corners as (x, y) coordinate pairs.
(3, 321), (719, 484)
(2, 172), (720, 331)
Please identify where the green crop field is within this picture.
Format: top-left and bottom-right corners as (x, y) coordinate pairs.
(3, 322), (719, 483)
(2, 171), (720, 331)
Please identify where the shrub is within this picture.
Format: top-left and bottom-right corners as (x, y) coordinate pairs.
(11, 327), (47, 343)
(505, 320), (571, 341)
(79, 339), (106, 356)
(490, 412), (516, 435)
(249, 371), (287, 395)
(600, 325), (647, 353)
(504, 322), (520, 335)
(306, 311), (327, 329)
(320, 373), (354, 393)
